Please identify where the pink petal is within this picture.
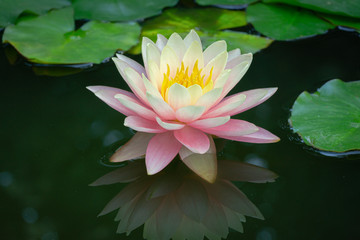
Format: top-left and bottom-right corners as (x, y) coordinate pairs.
(86, 86), (136, 116)
(202, 93), (246, 118)
(189, 116), (230, 129)
(146, 132), (182, 175)
(115, 93), (157, 120)
(222, 60), (252, 97)
(146, 92), (176, 120)
(202, 119), (258, 137)
(227, 48), (241, 62)
(110, 132), (154, 162)
(176, 105), (206, 123)
(156, 117), (185, 130)
(226, 88), (278, 116)
(116, 53), (146, 76)
(174, 127), (210, 154)
(124, 116), (166, 133)
(179, 136), (217, 183)
(225, 53), (252, 70)
(223, 127), (280, 143)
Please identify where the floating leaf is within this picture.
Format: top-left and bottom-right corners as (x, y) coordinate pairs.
(321, 14), (360, 30)
(3, 8), (141, 64)
(196, 0), (256, 6)
(289, 79), (360, 153)
(129, 8), (271, 54)
(72, 0), (178, 22)
(264, 0), (360, 18)
(0, 0), (70, 28)
(246, 3), (333, 40)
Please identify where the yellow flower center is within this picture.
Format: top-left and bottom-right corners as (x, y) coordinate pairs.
(161, 60), (214, 100)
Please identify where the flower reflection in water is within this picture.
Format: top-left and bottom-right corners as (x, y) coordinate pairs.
(87, 30), (279, 183)
(91, 159), (278, 240)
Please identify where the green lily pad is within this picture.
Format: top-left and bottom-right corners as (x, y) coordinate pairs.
(0, 0), (70, 28)
(321, 14), (360, 30)
(3, 8), (141, 64)
(196, 0), (256, 6)
(264, 0), (360, 18)
(289, 79), (360, 153)
(129, 8), (272, 54)
(246, 3), (334, 40)
(72, 0), (178, 22)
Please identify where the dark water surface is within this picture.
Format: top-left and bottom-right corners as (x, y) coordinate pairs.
(1, 29), (360, 240)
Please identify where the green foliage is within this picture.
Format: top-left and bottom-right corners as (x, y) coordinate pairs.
(0, 0), (70, 28)
(72, 0), (178, 21)
(264, 0), (360, 18)
(196, 0), (256, 5)
(129, 8), (272, 54)
(321, 14), (360, 30)
(3, 8), (141, 64)
(246, 3), (333, 40)
(290, 79), (360, 153)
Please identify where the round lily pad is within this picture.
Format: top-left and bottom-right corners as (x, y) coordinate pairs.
(289, 79), (360, 153)
(246, 3), (333, 40)
(2, 8), (141, 64)
(129, 8), (272, 54)
(196, 0), (256, 6)
(72, 0), (178, 22)
(0, 0), (70, 28)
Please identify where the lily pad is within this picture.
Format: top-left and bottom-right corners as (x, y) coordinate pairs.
(289, 79), (360, 153)
(196, 0), (256, 6)
(246, 3), (334, 40)
(72, 0), (178, 22)
(3, 8), (141, 64)
(264, 0), (360, 18)
(0, 0), (70, 28)
(321, 14), (360, 30)
(129, 8), (272, 54)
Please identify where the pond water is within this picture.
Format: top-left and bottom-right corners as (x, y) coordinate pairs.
(1, 29), (360, 240)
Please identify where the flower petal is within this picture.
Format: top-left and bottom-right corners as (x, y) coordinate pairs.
(124, 116), (166, 133)
(167, 83), (191, 110)
(226, 88), (278, 116)
(146, 42), (161, 68)
(222, 59), (252, 97)
(182, 40), (204, 73)
(184, 29), (202, 49)
(187, 84), (203, 104)
(86, 86), (136, 116)
(189, 116), (230, 129)
(214, 69), (230, 89)
(222, 127), (280, 143)
(226, 53), (252, 70)
(160, 45), (180, 78)
(156, 34), (168, 51)
(142, 37), (156, 71)
(195, 87), (222, 110)
(142, 74), (162, 98)
(146, 92), (176, 120)
(156, 117), (185, 130)
(146, 132), (182, 175)
(176, 105), (206, 122)
(116, 53), (146, 76)
(174, 126), (210, 154)
(179, 136), (217, 183)
(203, 93), (247, 118)
(110, 132), (154, 162)
(202, 119), (258, 137)
(202, 51), (228, 83)
(227, 48), (241, 62)
(115, 93), (157, 120)
(147, 60), (162, 91)
(203, 40), (227, 66)
(167, 32), (186, 60)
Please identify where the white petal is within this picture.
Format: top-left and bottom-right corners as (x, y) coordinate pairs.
(195, 88), (222, 110)
(156, 117), (185, 130)
(141, 37), (156, 72)
(222, 61), (251, 97)
(146, 42), (161, 69)
(184, 29), (202, 49)
(189, 116), (230, 129)
(116, 53), (146, 76)
(214, 69), (230, 89)
(167, 83), (191, 110)
(156, 34), (168, 51)
(115, 93), (157, 120)
(160, 45), (180, 78)
(147, 60), (162, 91)
(146, 92), (176, 120)
(203, 40), (227, 66)
(167, 32), (186, 61)
(142, 74), (162, 98)
(176, 105), (206, 122)
(182, 40), (204, 73)
(227, 48), (241, 62)
(187, 84), (203, 104)
(226, 53), (252, 69)
(203, 51), (228, 83)
(203, 93), (247, 118)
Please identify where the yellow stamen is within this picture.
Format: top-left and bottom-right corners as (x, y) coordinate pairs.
(161, 60), (214, 99)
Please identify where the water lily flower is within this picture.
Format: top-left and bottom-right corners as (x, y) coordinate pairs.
(87, 30), (279, 183)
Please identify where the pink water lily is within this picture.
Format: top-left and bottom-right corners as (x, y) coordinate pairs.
(87, 30), (279, 183)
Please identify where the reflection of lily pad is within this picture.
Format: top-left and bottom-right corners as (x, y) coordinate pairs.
(264, 0), (360, 18)
(246, 3), (333, 40)
(72, 0), (178, 21)
(129, 8), (272, 54)
(289, 79), (360, 153)
(0, 0), (70, 28)
(3, 8), (141, 64)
